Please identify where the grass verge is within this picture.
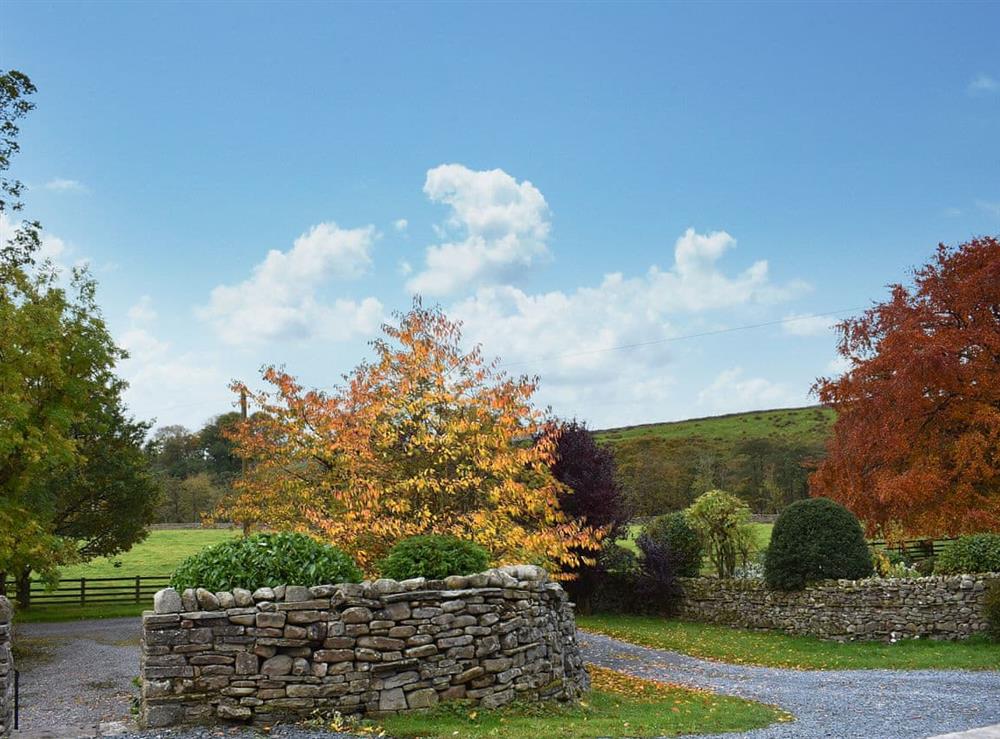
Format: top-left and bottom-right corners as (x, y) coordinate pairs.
(365, 665), (790, 738)
(578, 614), (1000, 670)
(14, 603), (146, 624)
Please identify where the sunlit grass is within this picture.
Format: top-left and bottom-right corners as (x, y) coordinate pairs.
(578, 614), (1000, 671)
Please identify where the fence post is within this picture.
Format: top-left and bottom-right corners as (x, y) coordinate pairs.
(135, 575), (141, 603)
(81, 577), (86, 606)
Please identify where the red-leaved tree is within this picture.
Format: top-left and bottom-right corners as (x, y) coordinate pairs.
(810, 236), (1000, 537)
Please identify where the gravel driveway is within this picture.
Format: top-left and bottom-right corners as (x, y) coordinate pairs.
(580, 630), (1000, 739)
(11, 617), (1000, 738)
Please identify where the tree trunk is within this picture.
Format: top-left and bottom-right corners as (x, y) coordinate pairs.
(16, 568), (31, 609)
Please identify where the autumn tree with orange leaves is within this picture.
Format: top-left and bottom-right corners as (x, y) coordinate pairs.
(811, 236), (1000, 537)
(216, 300), (602, 575)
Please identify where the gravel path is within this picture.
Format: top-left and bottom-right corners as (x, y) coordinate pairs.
(11, 617), (1000, 738)
(580, 630), (1000, 739)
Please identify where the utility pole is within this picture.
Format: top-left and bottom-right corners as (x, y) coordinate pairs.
(239, 388), (249, 537)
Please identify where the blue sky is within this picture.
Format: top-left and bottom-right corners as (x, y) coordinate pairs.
(3, 1), (999, 430)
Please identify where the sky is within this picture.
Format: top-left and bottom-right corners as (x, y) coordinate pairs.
(2, 1), (999, 431)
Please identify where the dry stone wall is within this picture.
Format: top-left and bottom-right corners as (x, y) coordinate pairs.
(141, 565), (588, 727)
(0, 596), (12, 738)
(676, 573), (998, 642)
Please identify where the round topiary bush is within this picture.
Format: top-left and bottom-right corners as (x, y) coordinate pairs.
(642, 513), (703, 577)
(934, 534), (1000, 574)
(170, 532), (362, 592)
(379, 534), (490, 581)
(764, 497), (873, 590)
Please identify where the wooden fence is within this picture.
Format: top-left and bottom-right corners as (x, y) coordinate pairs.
(2, 576), (172, 608)
(870, 538), (957, 562)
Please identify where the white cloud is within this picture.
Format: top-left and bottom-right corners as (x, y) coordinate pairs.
(117, 297), (228, 428)
(199, 222), (383, 345)
(393, 218), (408, 232)
(968, 74), (999, 96)
(407, 164), (551, 296)
(825, 355), (852, 376)
(451, 228), (808, 426)
(42, 178), (86, 192)
(697, 367), (802, 413)
(127, 295), (157, 323)
(0, 212), (70, 266)
(782, 312), (836, 336)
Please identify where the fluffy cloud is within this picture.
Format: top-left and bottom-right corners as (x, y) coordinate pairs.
(119, 297), (228, 428)
(406, 164), (551, 296)
(42, 178), (86, 192)
(200, 222), (383, 345)
(782, 312), (837, 336)
(968, 73), (998, 96)
(451, 228), (808, 426)
(697, 367), (803, 413)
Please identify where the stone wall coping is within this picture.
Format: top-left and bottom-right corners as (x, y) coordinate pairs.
(677, 572), (1000, 589)
(152, 564), (552, 614)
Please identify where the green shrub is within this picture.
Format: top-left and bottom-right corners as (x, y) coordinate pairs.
(685, 490), (755, 578)
(170, 532), (362, 592)
(985, 582), (1000, 642)
(642, 513), (703, 577)
(379, 535), (490, 581)
(935, 534), (1000, 574)
(600, 542), (641, 577)
(764, 498), (873, 590)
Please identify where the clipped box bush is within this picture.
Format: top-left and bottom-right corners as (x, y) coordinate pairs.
(934, 533), (1000, 574)
(171, 531), (362, 591)
(642, 512), (703, 577)
(764, 497), (873, 590)
(379, 534), (489, 581)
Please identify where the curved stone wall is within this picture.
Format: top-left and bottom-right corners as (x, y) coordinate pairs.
(141, 565), (588, 727)
(675, 573), (998, 642)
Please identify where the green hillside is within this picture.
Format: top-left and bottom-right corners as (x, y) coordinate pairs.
(594, 406), (835, 517)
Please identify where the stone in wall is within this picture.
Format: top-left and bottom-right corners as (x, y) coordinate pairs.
(0, 596), (13, 738)
(140, 565), (589, 728)
(675, 573), (998, 642)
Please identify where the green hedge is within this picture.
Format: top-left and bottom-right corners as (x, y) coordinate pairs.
(935, 534), (1000, 575)
(170, 532), (362, 591)
(379, 535), (490, 581)
(764, 498), (872, 590)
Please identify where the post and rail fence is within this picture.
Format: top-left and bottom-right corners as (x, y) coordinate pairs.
(1, 575), (172, 609)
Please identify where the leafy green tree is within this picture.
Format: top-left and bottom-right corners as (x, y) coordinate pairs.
(0, 69), (157, 604)
(685, 489), (755, 578)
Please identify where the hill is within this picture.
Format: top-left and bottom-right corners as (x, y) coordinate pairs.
(594, 406), (835, 517)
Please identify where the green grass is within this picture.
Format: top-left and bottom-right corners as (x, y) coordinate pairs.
(578, 614), (1000, 671)
(594, 406), (834, 446)
(13, 528), (238, 623)
(59, 528), (238, 579)
(368, 665), (790, 738)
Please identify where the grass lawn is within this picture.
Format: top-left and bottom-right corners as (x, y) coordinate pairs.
(578, 614), (1000, 671)
(14, 603), (147, 623)
(59, 528), (238, 579)
(366, 665), (790, 738)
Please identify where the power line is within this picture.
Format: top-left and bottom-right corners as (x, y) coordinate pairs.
(496, 307), (866, 369)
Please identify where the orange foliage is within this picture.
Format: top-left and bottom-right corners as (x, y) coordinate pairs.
(811, 236), (1000, 537)
(217, 299), (602, 574)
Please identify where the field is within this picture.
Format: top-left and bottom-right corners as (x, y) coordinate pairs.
(59, 528), (238, 579)
(594, 406), (836, 518)
(593, 406), (835, 446)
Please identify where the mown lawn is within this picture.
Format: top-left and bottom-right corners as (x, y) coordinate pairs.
(368, 665), (791, 738)
(578, 614), (1000, 671)
(59, 528), (238, 579)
